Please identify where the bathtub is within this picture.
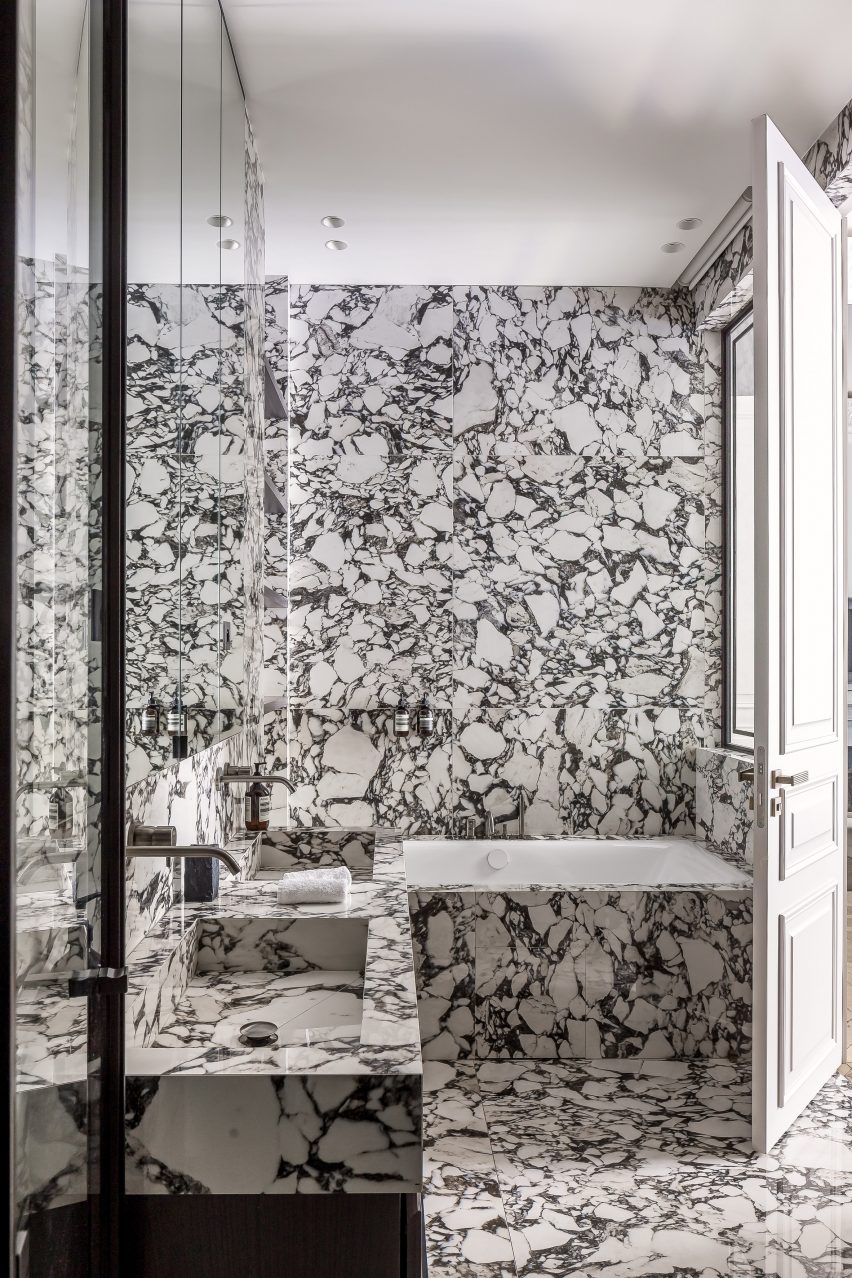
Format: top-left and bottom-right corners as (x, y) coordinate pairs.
(405, 836), (752, 1064)
(404, 835), (750, 891)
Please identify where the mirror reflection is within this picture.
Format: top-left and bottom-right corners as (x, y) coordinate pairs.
(126, 0), (248, 782)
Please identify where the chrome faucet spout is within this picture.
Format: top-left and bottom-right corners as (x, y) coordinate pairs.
(127, 845), (242, 877)
(217, 764), (295, 794)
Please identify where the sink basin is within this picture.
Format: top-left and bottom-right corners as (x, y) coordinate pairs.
(146, 916), (369, 1052)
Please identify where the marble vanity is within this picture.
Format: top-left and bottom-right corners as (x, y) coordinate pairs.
(125, 827), (423, 1196)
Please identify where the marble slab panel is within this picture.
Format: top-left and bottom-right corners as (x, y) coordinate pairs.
(695, 746), (754, 870)
(452, 285), (702, 462)
(454, 451), (705, 709)
(410, 890), (478, 1061)
(289, 284), (453, 456)
(579, 888), (753, 1060)
(288, 708), (452, 834)
(453, 705), (699, 839)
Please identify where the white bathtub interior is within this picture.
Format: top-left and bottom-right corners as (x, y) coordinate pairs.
(404, 836), (750, 889)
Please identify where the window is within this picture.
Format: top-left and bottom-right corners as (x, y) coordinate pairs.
(723, 307), (755, 752)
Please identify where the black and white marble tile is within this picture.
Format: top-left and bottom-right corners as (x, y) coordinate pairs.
(453, 286), (702, 463)
(422, 1059), (852, 1278)
(289, 284), (453, 456)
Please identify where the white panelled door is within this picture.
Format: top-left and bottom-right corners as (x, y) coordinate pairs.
(752, 114), (846, 1152)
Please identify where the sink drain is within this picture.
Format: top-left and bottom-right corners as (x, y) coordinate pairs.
(239, 1020), (278, 1047)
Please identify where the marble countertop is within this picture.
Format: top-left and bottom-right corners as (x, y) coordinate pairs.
(125, 826), (422, 1080)
(17, 828), (421, 1090)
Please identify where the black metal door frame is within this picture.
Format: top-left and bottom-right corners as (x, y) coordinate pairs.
(0, 2), (128, 1274)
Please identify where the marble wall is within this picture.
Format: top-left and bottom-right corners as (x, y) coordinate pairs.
(277, 284), (708, 836)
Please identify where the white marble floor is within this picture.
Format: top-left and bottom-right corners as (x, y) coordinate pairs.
(422, 1058), (852, 1276)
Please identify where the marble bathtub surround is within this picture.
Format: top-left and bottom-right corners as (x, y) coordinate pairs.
(120, 828), (423, 1195)
(422, 1059), (852, 1277)
(695, 745), (754, 869)
(409, 881), (752, 1063)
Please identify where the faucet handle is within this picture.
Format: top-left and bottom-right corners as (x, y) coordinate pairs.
(127, 821), (176, 848)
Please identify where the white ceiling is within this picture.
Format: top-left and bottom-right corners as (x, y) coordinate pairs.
(223, 0), (852, 286)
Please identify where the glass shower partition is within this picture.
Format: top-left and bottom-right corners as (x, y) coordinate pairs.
(7, 0), (127, 1274)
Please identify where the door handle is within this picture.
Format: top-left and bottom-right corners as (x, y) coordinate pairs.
(772, 770), (809, 787)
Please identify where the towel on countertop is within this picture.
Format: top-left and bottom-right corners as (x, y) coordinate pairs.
(276, 864), (352, 905)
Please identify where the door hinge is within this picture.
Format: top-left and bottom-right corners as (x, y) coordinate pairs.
(67, 966), (127, 998)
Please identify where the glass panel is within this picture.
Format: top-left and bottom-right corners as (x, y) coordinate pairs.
(126, 0), (230, 780)
(725, 309), (755, 749)
(126, 0), (184, 781)
(218, 27), (247, 738)
(14, 0), (105, 1269)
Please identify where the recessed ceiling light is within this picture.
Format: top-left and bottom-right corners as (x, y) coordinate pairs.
(218, 238), (240, 251)
(325, 239), (347, 251)
(322, 215), (345, 228)
(676, 217), (702, 231)
(661, 241), (685, 254)
(207, 214), (233, 228)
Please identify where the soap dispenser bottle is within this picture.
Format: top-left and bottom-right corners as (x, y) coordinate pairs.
(417, 693), (434, 737)
(394, 692), (410, 738)
(244, 764), (271, 832)
(167, 692), (188, 760)
(141, 693), (160, 736)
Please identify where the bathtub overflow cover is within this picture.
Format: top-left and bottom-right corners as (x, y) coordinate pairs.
(239, 1020), (278, 1047)
(487, 849), (510, 870)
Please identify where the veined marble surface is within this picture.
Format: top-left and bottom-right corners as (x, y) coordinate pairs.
(19, 828), (423, 1197)
(422, 1058), (852, 1277)
(410, 876), (752, 1063)
(123, 827), (423, 1195)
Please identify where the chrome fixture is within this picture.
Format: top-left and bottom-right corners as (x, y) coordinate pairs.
(239, 1020), (278, 1047)
(207, 213), (233, 228)
(772, 769), (809, 787)
(217, 762), (296, 794)
(321, 215), (344, 228)
(484, 811), (495, 838)
(460, 814), (477, 839)
(325, 239), (347, 251)
(125, 822), (242, 876)
(17, 844), (81, 886)
(494, 790), (527, 839)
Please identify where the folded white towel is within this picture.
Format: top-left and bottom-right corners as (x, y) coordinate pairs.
(276, 864), (352, 905)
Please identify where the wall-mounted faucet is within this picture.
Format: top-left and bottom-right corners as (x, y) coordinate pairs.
(217, 763), (295, 794)
(125, 822), (242, 876)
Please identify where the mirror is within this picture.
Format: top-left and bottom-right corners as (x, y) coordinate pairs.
(126, 0), (248, 783)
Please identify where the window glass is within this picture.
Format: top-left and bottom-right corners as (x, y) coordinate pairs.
(725, 309), (755, 750)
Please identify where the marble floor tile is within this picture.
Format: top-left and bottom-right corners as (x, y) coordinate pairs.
(423, 1062), (517, 1277)
(422, 1059), (852, 1277)
(502, 1163), (852, 1277)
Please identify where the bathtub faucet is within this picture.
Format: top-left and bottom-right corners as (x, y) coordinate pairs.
(494, 789), (526, 839)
